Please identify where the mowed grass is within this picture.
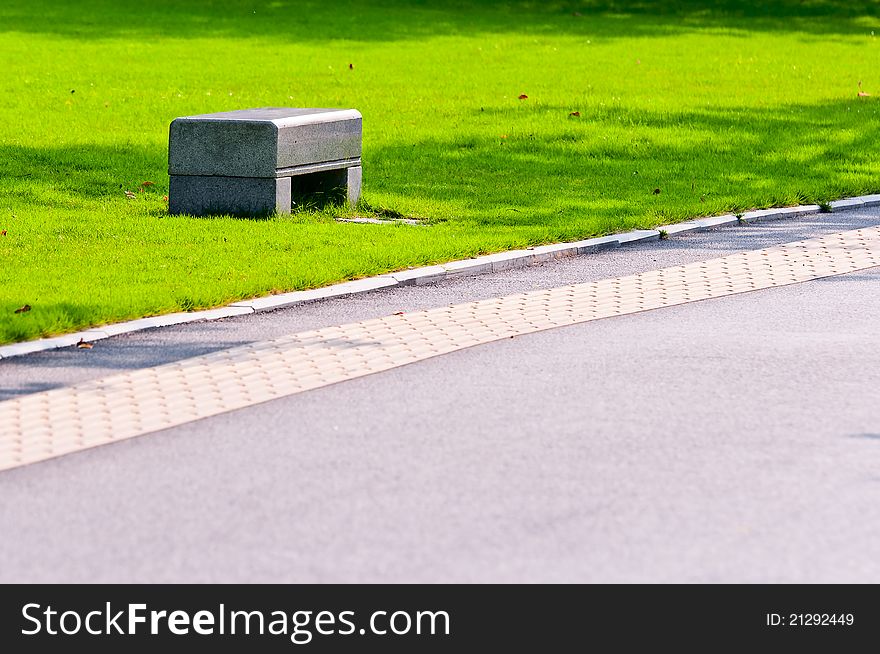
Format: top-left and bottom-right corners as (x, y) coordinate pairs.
(2, 1), (880, 343)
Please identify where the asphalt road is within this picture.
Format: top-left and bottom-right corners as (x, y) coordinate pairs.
(1, 209), (879, 582)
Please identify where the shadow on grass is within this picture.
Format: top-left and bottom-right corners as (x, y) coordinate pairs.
(368, 98), (880, 231)
(1, 0), (878, 43)
(0, 143), (167, 208)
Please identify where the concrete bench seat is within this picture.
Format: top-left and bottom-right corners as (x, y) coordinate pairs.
(168, 107), (362, 216)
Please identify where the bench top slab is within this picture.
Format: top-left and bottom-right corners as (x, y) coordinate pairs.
(178, 107), (361, 126)
(169, 107), (362, 178)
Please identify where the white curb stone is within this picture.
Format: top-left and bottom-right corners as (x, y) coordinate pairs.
(527, 243), (580, 261)
(830, 198), (865, 210)
(77, 330), (112, 340)
(231, 276), (398, 312)
(390, 265), (448, 285)
(657, 221), (705, 236)
(690, 214), (740, 230)
(0, 335), (82, 358)
(616, 229), (661, 245)
(98, 307), (255, 334)
(573, 235), (621, 253)
(743, 205), (821, 223)
(98, 316), (181, 336)
(0, 342), (52, 359)
(442, 258), (494, 277)
(485, 250), (534, 272)
(775, 205), (821, 218)
(660, 215), (738, 236)
(739, 208), (778, 223)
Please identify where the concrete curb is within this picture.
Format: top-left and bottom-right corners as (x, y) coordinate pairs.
(1, 196), (876, 360)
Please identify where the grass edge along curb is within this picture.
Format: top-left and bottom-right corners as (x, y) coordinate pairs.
(2, 195), (879, 361)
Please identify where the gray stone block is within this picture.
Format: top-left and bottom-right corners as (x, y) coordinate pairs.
(168, 107), (362, 216)
(169, 107), (362, 178)
(169, 175), (291, 216)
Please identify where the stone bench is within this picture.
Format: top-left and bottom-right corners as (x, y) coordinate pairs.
(168, 107), (362, 216)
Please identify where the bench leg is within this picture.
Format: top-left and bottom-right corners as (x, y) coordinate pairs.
(169, 175), (291, 217)
(345, 165), (362, 207)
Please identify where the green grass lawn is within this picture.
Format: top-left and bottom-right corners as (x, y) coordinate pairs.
(2, 0), (880, 344)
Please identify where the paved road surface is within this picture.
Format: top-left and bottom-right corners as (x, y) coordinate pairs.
(1, 209), (879, 582)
